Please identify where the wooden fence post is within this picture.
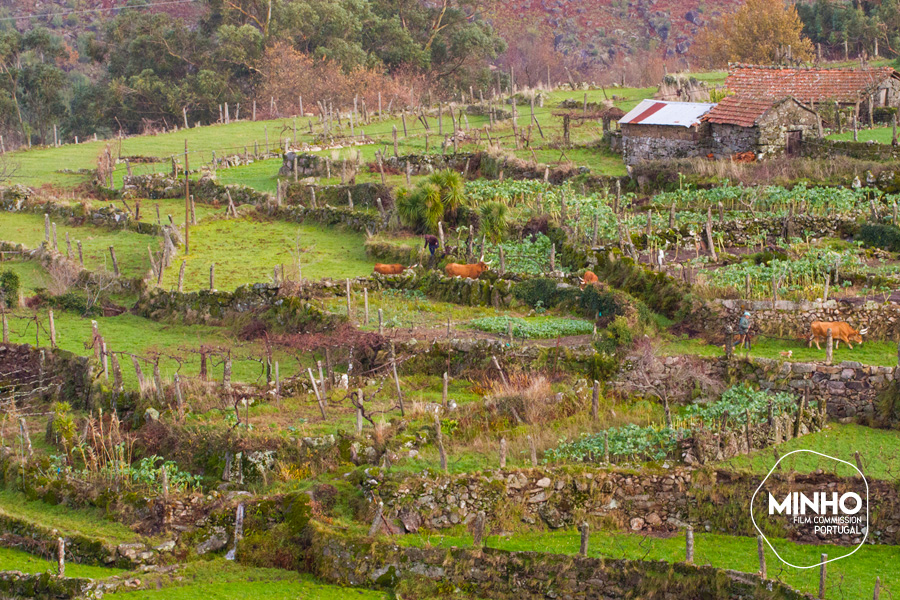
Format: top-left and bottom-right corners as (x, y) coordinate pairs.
(108, 246), (120, 276)
(442, 372), (449, 408)
(363, 288), (369, 325)
(499, 437), (507, 468)
(491, 355), (508, 387)
(1, 312), (8, 343)
(874, 576), (881, 599)
(346, 279), (352, 320)
(472, 511), (486, 547)
(685, 526), (694, 564)
(210, 263), (215, 291)
(378, 309), (384, 335)
(758, 535), (766, 579)
(528, 434), (538, 466)
(77, 241), (83, 266)
(317, 360), (327, 398)
(705, 207), (717, 262)
(604, 431), (610, 463)
(19, 418), (33, 457)
(308, 368), (326, 418)
(826, 328), (833, 365)
(173, 373), (185, 420)
(591, 380), (600, 420)
(579, 522), (589, 556)
(391, 352), (405, 416)
(819, 555), (827, 599)
(48, 310), (56, 348)
(57, 538), (65, 577)
(434, 410), (448, 473)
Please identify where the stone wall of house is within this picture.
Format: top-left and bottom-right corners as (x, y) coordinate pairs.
(709, 123), (759, 155)
(715, 298), (900, 341)
(621, 123), (707, 165)
(757, 101), (821, 156)
(373, 467), (898, 546)
(308, 524), (812, 600)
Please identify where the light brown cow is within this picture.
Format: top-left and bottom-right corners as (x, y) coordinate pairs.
(373, 263), (405, 275)
(808, 321), (867, 350)
(579, 271), (599, 290)
(445, 261), (490, 279)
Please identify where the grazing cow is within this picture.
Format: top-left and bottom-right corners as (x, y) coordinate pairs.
(445, 261), (490, 279)
(579, 270), (599, 290)
(808, 321), (867, 350)
(373, 263), (406, 275)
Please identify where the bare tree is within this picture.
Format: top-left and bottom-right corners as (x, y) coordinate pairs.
(0, 155), (20, 184)
(628, 337), (723, 426)
(82, 271), (118, 315)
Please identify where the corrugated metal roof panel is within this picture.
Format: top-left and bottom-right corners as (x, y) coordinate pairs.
(619, 99), (716, 127)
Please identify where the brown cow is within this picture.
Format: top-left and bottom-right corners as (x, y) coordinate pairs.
(373, 263), (405, 275)
(808, 321), (867, 350)
(579, 271), (599, 290)
(445, 261), (490, 279)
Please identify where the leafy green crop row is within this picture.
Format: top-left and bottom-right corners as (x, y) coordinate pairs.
(467, 316), (594, 338)
(545, 385), (801, 463)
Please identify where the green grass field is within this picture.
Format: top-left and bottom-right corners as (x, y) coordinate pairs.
(3, 83), (664, 193)
(3, 311), (302, 389)
(0, 489), (140, 546)
(0, 546), (125, 579)
(0, 257), (48, 295)
(106, 560), (389, 599)
(828, 126), (896, 144)
(159, 216), (370, 291)
(400, 528), (896, 600)
(0, 212), (156, 280)
(666, 335), (900, 366)
(721, 423), (900, 481)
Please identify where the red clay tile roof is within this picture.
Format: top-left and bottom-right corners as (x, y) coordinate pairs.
(702, 96), (776, 127)
(726, 65), (899, 103)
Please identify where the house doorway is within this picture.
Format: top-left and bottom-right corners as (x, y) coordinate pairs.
(786, 130), (802, 156)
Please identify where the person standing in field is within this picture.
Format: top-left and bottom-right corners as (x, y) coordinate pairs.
(738, 311), (752, 350)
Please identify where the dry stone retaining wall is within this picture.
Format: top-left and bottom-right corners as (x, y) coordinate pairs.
(309, 524), (813, 600)
(715, 298), (900, 341)
(613, 354), (893, 421)
(374, 467), (900, 545)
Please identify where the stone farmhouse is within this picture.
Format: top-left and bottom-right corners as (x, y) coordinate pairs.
(702, 96), (820, 157)
(619, 100), (714, 164)
(619, 97), (818, 164)
(619, 65), (900, 164)
(726, 64), (900, 122)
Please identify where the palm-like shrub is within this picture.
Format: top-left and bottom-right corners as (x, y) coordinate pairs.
(479, 201), (508, 243)
(396, 169), (467, 233)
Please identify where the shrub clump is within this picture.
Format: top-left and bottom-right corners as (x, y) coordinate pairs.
(858, 223), (900, 252)
(0, 270), (19, 307)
